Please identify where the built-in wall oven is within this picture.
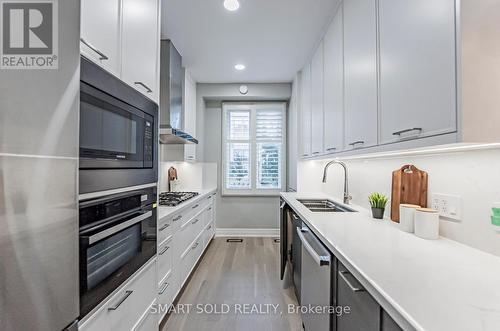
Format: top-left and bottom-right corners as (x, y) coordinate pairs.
(78, 186), (157, 318)
(79, 56), (158, 194)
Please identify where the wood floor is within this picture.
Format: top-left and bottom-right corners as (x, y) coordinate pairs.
(162, 237), (303, 331)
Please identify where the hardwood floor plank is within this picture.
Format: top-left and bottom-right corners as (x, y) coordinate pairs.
(162, 237), (303, 331)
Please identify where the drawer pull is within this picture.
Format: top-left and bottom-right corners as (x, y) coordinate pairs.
(192, 242), (199, 250)
(207, 226), (212, 230)
(134, 82), (153, 93)
(393, 127), (422, 136)
(348, 141), (365, 147)
(108, 290), (133, 311)
(80, 38), (108, 60)
(207, 207), (212, 211)
(173, 215), (182, 222)
(339, 271), (366, 293)
(192, 219), (200, 225)
(312, 152), (320, 155)
(159, 246), (170, 255)
(159, 282), (170, 295)
(326, 147), (337, 152)
(159, 223), (170, 232)
(207, 196), (212, 200)
(192, 204), (199, 209)
(301, 154), (309, 157)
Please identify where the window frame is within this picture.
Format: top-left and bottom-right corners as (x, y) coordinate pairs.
(222, 102), (287, 196)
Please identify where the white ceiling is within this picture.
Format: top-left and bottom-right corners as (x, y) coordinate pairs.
(161, 0), (340, 83)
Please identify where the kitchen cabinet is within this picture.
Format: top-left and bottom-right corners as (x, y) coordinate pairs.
(343, 0), (378, 150)
(184, 69), (197, 161)
(337, 262), (380, 331)
(379, 0), (456, 145)
(121, 0), (160, 102)
(381, 310), (403, 331)
(300, 63), (312, 158)
(311, 42), (325, 156)
(80, 0), (121, 77)
(79, 259), (157, 331)
(323, 5), (344, 154)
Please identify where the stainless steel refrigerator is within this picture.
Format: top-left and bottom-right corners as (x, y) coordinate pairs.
(0, 0), (80, 330)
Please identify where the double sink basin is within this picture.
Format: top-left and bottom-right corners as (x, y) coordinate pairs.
(298, 199), (356, 213)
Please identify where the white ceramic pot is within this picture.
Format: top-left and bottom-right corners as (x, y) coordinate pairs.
(399, 204), (420, 233)
(415, 208), (439, 240)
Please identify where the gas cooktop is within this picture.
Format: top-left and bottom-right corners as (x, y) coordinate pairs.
(158, 191), (199, 207)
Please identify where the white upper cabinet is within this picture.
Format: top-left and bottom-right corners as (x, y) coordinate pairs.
(80, 0), (121, 77)
(311, 42), (325, 156)
(121, 0), (160, 102)
(184, 69), (197, 161)
(378, 0), (457, 144)
(343, 0), (378, 150)
(300, 63), (312, 157)
(323, 5), (344, 154)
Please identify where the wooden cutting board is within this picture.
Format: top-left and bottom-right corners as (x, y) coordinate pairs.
(391, 165), (428, 222)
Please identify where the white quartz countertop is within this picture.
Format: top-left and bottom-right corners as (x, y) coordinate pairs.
(158, 188), (217, 220)
(281, 192), (500, 331)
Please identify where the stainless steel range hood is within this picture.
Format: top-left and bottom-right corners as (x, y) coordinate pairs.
(159, 40), (198, 145)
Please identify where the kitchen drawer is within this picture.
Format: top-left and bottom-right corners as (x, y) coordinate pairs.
(203, 203), (214, 227)
(108, 258), (157, 331)
(158, 215), (173, 244)
(132, 299), (158, 331)
(178, 210), (204, 254)
(157, 271), (176, 322)
(179, 233), (203, 288)
(157, 235), (173, 284)
(203, 222), (215, 249)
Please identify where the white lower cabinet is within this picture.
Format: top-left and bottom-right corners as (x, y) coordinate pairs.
(155, 191), (217, 324)
(79, 258), (157, 331)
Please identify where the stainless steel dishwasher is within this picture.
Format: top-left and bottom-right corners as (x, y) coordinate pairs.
(297, 223), (332, 331)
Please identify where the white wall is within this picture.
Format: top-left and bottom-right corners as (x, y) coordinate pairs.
(297, 146), (500, 257)
(158, 161), (217, 192)
(198, 83), (292, 230)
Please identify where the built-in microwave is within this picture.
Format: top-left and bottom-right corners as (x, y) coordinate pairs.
(79, 56), (158, 194)
(78, 186), (157, 319)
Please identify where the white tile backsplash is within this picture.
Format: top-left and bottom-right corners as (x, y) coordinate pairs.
(297, 147), (500, 257)
(159, 161), (217, 192)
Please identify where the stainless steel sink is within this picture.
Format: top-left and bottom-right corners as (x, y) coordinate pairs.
(298, 199), (357, 213)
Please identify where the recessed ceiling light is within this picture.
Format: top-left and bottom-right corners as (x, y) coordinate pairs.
(234, 64), (246, 71)
(223, 0), (240, 11)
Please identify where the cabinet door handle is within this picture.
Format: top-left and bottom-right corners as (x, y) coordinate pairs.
(392, 127), (423, 136)
(173, 215), (182, 222)
(339, 271), (366, 292)
(312, 151), (320, 155)
(80, 38), (108, 60)
(159, 282), (170, 295)
(326, 147), (337, 152)
(159, 245), (170, 255)
(348, 141), (365, 147)
(108, 290), (133, 311)
(159, 223), (170, 232)
(192, 219), (200, 225)
(301, 154), (309, 157)
(134, 82), (153, 93)
(207, 207), (212, 211)
(192, 204), (199, 209)
(192, 242), (199, 250)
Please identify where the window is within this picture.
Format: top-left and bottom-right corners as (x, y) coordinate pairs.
(222, 103), (286, 196)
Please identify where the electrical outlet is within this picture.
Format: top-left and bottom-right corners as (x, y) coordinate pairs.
(431, 193), (462, 221)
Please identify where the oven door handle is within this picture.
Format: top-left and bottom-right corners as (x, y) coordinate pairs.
(85, 211), (152, 245)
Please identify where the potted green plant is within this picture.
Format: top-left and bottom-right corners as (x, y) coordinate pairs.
(368, 193), (389, 219)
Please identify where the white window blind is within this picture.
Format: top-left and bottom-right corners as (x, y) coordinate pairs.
(223, 103), (286, 196)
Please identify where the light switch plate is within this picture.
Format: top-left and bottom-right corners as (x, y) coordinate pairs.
(432, 193), (462, 221)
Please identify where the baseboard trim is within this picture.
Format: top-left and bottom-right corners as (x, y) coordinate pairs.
(215, 228), (279, 238)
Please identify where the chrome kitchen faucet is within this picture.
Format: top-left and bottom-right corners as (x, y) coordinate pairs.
(322, 160), (352, 205)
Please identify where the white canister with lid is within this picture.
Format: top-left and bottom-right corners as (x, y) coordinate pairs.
(399, 204), (420, 233)
(414, 208), (440, 240)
